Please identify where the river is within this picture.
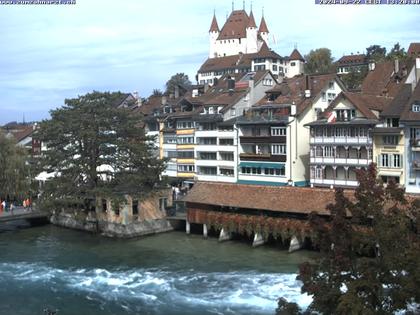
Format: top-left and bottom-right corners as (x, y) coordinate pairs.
(0, 225), (317, 315)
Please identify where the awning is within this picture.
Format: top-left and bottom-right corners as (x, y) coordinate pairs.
(239, 162), (285, 169)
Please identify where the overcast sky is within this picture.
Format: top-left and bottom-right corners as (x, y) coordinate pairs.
(0, 0), (419, 124)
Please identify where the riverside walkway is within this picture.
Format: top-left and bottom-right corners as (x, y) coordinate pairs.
(0, 207), (49, 223)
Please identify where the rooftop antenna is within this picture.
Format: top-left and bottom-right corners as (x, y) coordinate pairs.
(232, 0), (234, 11)
(243, 0), (245, 10)
(22, 113), (25, 124)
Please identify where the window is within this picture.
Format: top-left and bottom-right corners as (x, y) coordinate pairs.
(324, 146), (335, 157)
(336, 109), (355, 121)
(177, 151), (194, 159)
(271, 144), (286, 155)
(327, 93), (336, 103)
(263, 78), (273, 86)
(219, 138), (234, 145)
(102, 199), (107, 212)
(272, 65), (278, 71)
(380, 154), (389, 167)
(199, 152), (217, 160)
(198, 122), (216, 131)
(163, 150), (177, 158)
(198, 137), (217, 145)
(254, 65), (266, 71)
(381, 176), (400, 184)
(198, 166), (217, 175)
(392, 154), (401, 168)
(290, 62), (296, 66)
(271, 127), (286, 136)
(176, 121), (194, 129)
(412, 104), (420, 112)
(230, 108), (236, 116)
(262, 168), (285, 176)
(163, 136), (177, 144)
(386, 118), (399, 127)
(220, 152), (234, 161)
(132, 200), (139, 216)
(328, 81), (334, 89)
(177, 164), (194, 172)
(177, 136), (194, 144)
(159, 198), (168, 211)
(383, 135), (398, 145)
(321, 92), (326, 102)
(220, 168), (234, 176)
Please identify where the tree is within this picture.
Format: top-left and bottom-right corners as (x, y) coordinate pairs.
(152, 89), (163, 97)
(304, 48), (334, 75)
(165, 73), (191, 96)
(278, 164), (420, 314)
(366, 45), (387, 63)
(340, 65), (369, 91)
(35, 91), (166, 212)
(0, 131), (31, 201)
(386, 42), (408, 61)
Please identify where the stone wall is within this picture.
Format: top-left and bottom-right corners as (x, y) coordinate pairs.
(50, 211), (173, 238)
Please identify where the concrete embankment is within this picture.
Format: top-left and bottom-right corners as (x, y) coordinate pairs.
(50, 212), (173, 238)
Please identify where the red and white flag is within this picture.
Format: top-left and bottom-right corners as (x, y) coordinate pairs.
(327, 111), (336, 123)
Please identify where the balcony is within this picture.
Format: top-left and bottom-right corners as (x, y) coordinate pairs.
(411, 139), (420, 151)
(240, 153), (286, 162)
(310, 157), (372, 166)
(311, 178), (358, 187)
(310, 136), (372, 145)
(240, 135), (286, 144)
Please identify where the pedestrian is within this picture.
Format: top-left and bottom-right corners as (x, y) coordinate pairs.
(2, 200), (7, 213)
(0, 199), (3, 215)
(28, 198), (32, 211)
(23, 199), (27, 210)
(10, 202), (14, 215)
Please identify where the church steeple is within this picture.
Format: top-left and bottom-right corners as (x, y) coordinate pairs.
(259, 15), (269, 34)
(209, 12), (219, 33)
(247, 10), (257, 28)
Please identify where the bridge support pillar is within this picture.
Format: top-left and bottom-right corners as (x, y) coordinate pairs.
(218, 228), (231, 242)
(186, 221), (190, 234)
(203, 224), (208, 238)
(252, 233), (265, 247)
(288, 236), (302, 253)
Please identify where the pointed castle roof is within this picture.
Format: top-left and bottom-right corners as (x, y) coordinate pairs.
(247, 11), (257, 28)
(289, 49), (305, 62)
(209, 13), (219, 32)
(218, 10), (250, 40)
(258, 16), (269, 33)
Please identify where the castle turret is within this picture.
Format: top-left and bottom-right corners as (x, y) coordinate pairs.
(286, 48), (305, 78)
(258, 15), (269, 45)
(209, 13), (219, 58)
(245, 10), (258, 54)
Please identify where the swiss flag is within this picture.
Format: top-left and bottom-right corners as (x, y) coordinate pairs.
(327, 111), (336, 123)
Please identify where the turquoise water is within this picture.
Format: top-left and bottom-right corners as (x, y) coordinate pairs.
(0, 225), (317, 315)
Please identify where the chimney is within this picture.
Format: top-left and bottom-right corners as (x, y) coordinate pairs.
(175, 85), (180, 99)
(305, 75), (311, 98)
(394, 59), (400, 74)
(133, 91), (139, 100)
(161, 96), (167, 105)
(369, 62), (376, 71)
(204, 83), (209, 93)
(227, 78), (235, 91)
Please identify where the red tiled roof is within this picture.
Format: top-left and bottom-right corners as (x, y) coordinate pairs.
(218, 10), (250, 40)
(336, 54), (367, 65)
(361, 59), (413, 97)
(289, 49), (304, 62)
(400, 81), (420, 122)
(9, 125), (35, 142)
(183, 182), (354, 215)
(407, 42), (420, 57)
(209, 14), (219, 32)
(258, 16), (269, 33)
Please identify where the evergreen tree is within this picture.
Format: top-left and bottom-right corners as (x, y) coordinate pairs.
(277, 164), (420, 315)
(0, 130), (31, 201)
(35, 91), (166, 212)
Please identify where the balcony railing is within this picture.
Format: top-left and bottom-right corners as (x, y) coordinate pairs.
(240, 153), (286, 162)
(310, 156), (371, 165)
(311, 178), (358, 187)
(310, 136), (372, 145)
(240, 135), (286, 144)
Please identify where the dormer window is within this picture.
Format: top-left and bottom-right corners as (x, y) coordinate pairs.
(328, 81), (334, 89)
(336, 109), (356, 121)
(413, 103), (420, 112)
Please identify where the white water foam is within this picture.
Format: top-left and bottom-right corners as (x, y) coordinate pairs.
(0, 262), (312, 313)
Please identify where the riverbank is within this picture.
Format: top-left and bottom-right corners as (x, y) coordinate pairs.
(0, 225), (317, 315)
(49, 211), (174, 238)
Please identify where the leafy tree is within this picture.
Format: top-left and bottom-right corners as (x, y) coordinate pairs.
(304, 48), (334, 75)
(340, 65), (369, 91)
(165, 73), (191, 96)
(366, 45), (387, 63)
(0, 130), (31, 201)
(278, 164), (420, 315)
(386, 42), (408, 61)
(35, 91), (166, 213)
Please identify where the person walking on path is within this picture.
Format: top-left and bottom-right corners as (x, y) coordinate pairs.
(0, 199), (3, 215)
(10, 202), (14, 215)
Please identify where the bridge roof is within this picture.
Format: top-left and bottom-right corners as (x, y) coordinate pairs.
(183, 182), (354, 216)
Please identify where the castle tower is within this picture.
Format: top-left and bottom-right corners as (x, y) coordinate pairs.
(245, 10), (258, 54)
(287, 48), (305, 78)
(209, 12), (220, 58)
(258, 13), (269, 45)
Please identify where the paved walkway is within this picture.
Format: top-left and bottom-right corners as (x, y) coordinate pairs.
(0, 206), (33, 217)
